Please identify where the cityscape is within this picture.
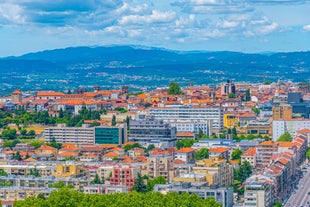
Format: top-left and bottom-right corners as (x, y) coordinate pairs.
(0, 0), (310, 207)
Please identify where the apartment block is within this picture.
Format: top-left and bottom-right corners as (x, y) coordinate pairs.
(193, 157), (233, 187)
(147, 155), (175, 182)
(54, 162), (86, 178)
(272, 104), (292, 120)
(109, 165), (139, 191)
(0, 187), (56, 201)
(272, 119), (310, 141)
(256, 141), (278, 170)
(150, 106), (223, 131)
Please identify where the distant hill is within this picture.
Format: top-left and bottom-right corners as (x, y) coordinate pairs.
(0, 46), (309, 94)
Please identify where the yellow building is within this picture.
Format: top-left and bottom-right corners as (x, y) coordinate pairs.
(54, 163), (86, 178)
(224, 114), (238, 128)
(173, 173), (207, 183)
(193, 157), (233, 187)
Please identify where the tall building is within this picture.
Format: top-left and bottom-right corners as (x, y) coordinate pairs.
(256, 141), (278, 169)
(272, 104), (292, 120)
(193, 157), (233, 187)
(147, 155), (175, 182)
(109, 165), (138, 191)
(11, 89), (22, 104)
(221, 80), (236, 94)
(244, 175), (274, 207)
(44, 125), (127, 145)
(150, 106), (223, 132)
(272, 119), (310, 141)
(129, 116), (176, 148)
(287, 92), (302, 104)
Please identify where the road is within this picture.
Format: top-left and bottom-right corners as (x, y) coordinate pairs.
(284, 166), (310, 207)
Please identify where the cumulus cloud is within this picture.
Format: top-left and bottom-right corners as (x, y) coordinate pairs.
(303, 24), (310, 32)
(0, 3), (26, 24)
(119, 10), (176, 25)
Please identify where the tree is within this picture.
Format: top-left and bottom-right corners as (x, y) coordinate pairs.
(232, 127), (237, 136)
(306, 148), (310, 160)
(132, 173), (147, 193)
(91, 173), (104, 184)
(49, 181), (65, 188)
(168, 82), (182, 95)
(195, 148), (209, 160)
(29, 168), (40, 177)
(232, 149), (243, 160)
(14, 151), (22, 161)
(28, 129), (36, 136)
(126, 116), (130, 130)
(176, 139), (196, 149)
(20, 128), (27, 136)
(37, 193), (46, 200)
(273, 202), (282, 207)
(252, 107), (260, 115)
(245, 89), (251, 101)
(147, 176), (166, 192)
(48, 137), (62, 149)
(146, 144), (155, 152)
(278, 132), (292, 142)
(0, 170), (8, 176)
(59, 108), (64, 118)
(228, 93), (235, 98)
(1, 128), (17, 139)
(112, 115), (116, 126)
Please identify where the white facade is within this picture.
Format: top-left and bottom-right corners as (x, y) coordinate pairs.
(170, 121), (212, 136)
(272, 120), (310, 141)
(150, 106), (223, 131)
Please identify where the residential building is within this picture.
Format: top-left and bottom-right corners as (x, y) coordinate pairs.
(150, 106), (223, 132)
(54, 162), (86, 178)
(241, 148), (257, 167)
(109, 165), (139, 191)
(175, 148), (195, 163)
(221, 80), (236, 95)
(83, 184), (128, 194)
(272, 104), (292, 120)
(193, 157), (233, 187)
(272, 119), (310, 141)
(154, 182), (234, 207)
(209, 147), (229, 160)
(256, 141), (278, 170)
(0, 187), (56, 201)
(244, 175), (274, 207)
(146, 155), (175, 182)
(170, 121), (212, 136)
(129, 116), (176, 148)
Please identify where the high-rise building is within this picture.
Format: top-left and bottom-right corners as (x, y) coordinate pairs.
(147, 155), (175, 182)
(272, 104), (292, 120)
(221, 80), (236, 94)
(150, 106), (223, 132)
(129, 116), (176, 148)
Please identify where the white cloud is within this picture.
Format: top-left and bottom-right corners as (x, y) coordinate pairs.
(303, 24), (310, 32)
(221, 20), (239, 28)
(191, 0), (218, 5)
(119, 10), (176, 25)
(0, 3), (26, 24)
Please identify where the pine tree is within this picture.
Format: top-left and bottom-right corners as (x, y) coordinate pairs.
(112, 115), (116, 126)
(132, 173), (147, 193)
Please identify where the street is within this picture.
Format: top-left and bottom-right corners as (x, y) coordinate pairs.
(284, 166), (310, 207)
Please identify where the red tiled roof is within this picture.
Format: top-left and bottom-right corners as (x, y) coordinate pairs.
(176, 132), (195, 137)
(103, 151), (119, 157)
(37, 145), (57, 151)
(210, 147), (228, 153)
(176, 147), (195, 153)
(57, 152), (78, 157)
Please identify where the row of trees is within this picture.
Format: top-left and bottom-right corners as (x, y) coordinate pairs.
(14, 187), (222, 207)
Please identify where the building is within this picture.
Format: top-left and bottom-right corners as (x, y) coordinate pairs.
(192, 139), (236, 149)
(154, 182), (234, 207)
(241, 148), (257, 167)
(44, 124), (94, 144)
(272, 119), (310, 141)
(209, 147), (229, 160)
(193, 157), (233, 187)
(44, 125), (127, 145)
(83, 184), (128, 194)
(272, 104), (292, 120)
(221, 80), (236, 95)
(109, 165), (139, 191)
(11, 89), (22, 104)
(256, 141), (278, 170)
(170, 121), (212, 136)
(146, 155), (175, 182)
(129, 117), (176, 148)
(150, 106), (223, 132)
(94, 125), (127, 145)
(54, 162), (86, 178)
(175, 148), (196, 164)
(244, 175), (274, 207)
(0, 187), (56, 201)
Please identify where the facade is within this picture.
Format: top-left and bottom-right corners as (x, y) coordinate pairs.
(244, 175), (274, 207)
(129, 117), (176, 148)
(109, 165), (138, 191)
(150, 106), (223, 131)
(272, 104), (292, 120)
(272, 119), (310, 141)
(94, 125), (127, 145)
(83, 184), (128, 194)
(0, 163), (55, 177)
(221, 80), (236, 95)
(175, 148), (196, 163)
(154, 182), (234, 207)
(0, 187), (56, 201)
(193, 157), (233, 187)
(256, 141), (278, 170)
(146, 155), (175, 182)
(54, 163), (86, 178)
(170, 121), (212, 136)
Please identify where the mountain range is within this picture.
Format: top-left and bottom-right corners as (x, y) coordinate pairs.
(0, 46), (309, 94)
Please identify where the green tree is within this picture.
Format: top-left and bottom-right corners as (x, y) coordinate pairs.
(245, 89), (251, 101)
(168, 82), (182, 95)
(232, 149), (243, 160)
(49, 181), (65, 188)
(132, 173), (147, 193)
(91, 173), (104, 184)
(0, 170), (8, 176)
(29, 168), (40, 177)
(126, 116), (130, 130)
(28, 129), (36, 136)
(123, 143), (143, 152)
(195, 148), (209, 160)
(273, 201), (282, 207)
(228, 93), (235, 98)
(146, 144), (155, 152)
(147, 176), (166, 192)
(37, 193), (46, 200)
(48, 137), (62, 149)
(1, 128), (17, 139)
(306, 148), (310, 160)
(20, 128), (27, 136)
(278, 132), (292, 142)
(14, 151), (22, 161)
(59, 108), (64, 118)
(252, 107), (260, 115)
(112, 115), (116, 126)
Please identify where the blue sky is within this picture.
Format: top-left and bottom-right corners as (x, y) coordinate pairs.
(0, 0), (309, 57)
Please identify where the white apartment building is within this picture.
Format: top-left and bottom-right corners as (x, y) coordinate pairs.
(150, 106), (223, 132)
(272, 119), (310, 141)
(170, 121), (212, 136)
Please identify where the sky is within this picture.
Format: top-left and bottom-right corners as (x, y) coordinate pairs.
(0, 0), (310, 57)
